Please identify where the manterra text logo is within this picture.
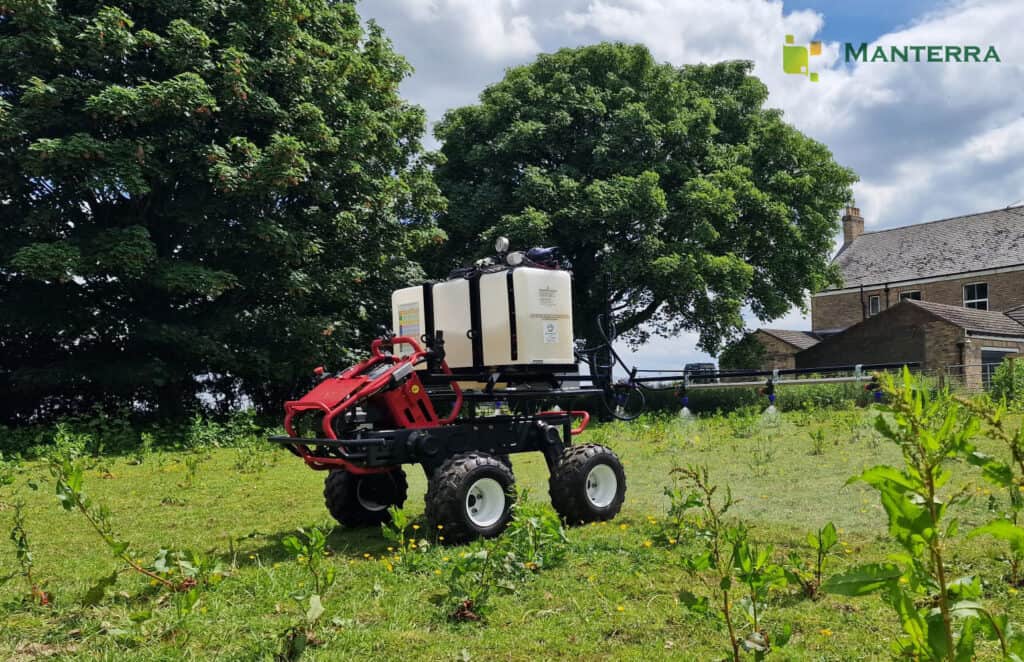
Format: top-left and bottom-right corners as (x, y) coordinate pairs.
(784, 34), (1001, 83)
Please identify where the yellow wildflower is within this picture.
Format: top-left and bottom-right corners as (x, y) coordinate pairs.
(616, 605), (625, 612)
(820, 628), (833, 637)
(642, 540), (653, 548)
(619, 523), (628, 530)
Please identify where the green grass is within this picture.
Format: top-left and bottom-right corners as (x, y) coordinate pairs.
(1, 407), (1022, 660)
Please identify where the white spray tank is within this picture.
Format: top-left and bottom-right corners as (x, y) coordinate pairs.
(390, 239), (575, 372)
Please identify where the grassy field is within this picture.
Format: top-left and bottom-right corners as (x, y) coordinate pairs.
(1, 405), (1022, 660)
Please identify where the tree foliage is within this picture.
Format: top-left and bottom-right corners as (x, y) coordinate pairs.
(432, 44), (856, 350)
(718, 332), (767, 371)
(0, 0), (443, 422)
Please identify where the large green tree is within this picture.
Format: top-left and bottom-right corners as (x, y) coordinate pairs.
(0, 1), (443, 422)
(432, 43), (856, 353)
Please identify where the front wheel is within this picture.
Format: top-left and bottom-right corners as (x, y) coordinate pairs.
(323, 468), (408, 527)
(549, 444), (626, 524)
(425, 453), (516, 544)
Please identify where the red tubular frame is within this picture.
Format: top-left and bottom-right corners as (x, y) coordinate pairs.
(282, 336), (464, 474)
(538, 410), (591, 436)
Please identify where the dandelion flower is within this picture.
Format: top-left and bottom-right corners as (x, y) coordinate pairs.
(387, 546), (394, 552)
(412, 524), (420, 531)
(439, 536), (445, 541)
(642, 540), (653, 548)
(363, 552), (371, 559)
(619, 523), (628, 530)
(616, 605), (625, 612)
(436, 524), (444, 530)
(434, 569), (442, 575)
(248, 554), (256, 560)
(669, 538), (677, 545)
(820, 628), (833, 637)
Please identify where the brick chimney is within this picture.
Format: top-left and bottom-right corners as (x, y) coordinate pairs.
(842, 206), (864, 246)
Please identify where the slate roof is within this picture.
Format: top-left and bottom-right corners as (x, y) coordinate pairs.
(829, 207), (1024, 289)
(758, 328), (821, 350)
(1006, 305), (1024, 327)
(908, 299), (1024, 337)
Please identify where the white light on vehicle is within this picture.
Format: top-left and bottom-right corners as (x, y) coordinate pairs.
(495, 236), (510, 253)
(506, 251), (524, 266)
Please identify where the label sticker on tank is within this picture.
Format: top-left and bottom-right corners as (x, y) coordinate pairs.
(398, 303), (420, 337)
(543, 322), (559, 344)
(538, 287), (558, 307)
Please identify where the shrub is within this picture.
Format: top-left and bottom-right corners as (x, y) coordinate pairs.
(991, 358), (1024, 404)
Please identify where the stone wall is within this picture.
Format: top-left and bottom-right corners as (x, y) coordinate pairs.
(750, 331), (801, 370)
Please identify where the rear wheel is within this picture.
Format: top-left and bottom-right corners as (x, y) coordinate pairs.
(323, 468), (408, 527)
(549, 444), (626, 524)
(425, 452), (516, 544)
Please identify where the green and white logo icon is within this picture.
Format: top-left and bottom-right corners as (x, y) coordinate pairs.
(783, 34), (821, 82)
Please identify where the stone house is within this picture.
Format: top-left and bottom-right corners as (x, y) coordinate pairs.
(743, 205), (1024, 380)
(748, 329), (821, 370)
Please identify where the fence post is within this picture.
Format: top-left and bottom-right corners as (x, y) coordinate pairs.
(1010, 356), (1016, 400)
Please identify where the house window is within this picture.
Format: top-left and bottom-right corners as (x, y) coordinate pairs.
(981, 348), (1018, 387)
(900, 290), (921, 301)
(868, 295), (881, 316)
(964, 283), (988, 310)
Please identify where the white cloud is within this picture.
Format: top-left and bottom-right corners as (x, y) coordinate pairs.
(391, 0), (540, 59)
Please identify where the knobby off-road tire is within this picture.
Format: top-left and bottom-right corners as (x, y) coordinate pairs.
(549, 444), (626, 524)
(323, 468), (408, 527)
(424, 452), (516, 544)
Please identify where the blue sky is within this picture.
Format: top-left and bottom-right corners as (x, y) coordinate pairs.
(784, 0), (942, 44)
(361, 0), (1024, 372)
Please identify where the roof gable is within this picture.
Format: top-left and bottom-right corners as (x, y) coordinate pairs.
(907, 299), (1024, 337)
(829, 207), (1024, 289)
(757, 329), (820, 350)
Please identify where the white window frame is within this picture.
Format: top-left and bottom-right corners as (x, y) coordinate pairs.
(963, 282), (988, 310)
(868, 295), (881, 316)
(900, 290), (921, 301)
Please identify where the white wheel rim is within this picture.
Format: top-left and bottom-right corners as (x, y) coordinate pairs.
(465, 477), (506, 528)
(585, 464), (618, 508)
(356, 478), (389, 512)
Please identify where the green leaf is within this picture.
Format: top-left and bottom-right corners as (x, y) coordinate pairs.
(822, 563), (902, 596)
(954, 616), (977, 662)
(968, 520), (1024, 556)
(967, 452), (1014, 487)
(851, 465), (919, 493)
(129, 609), (152, 623)
(678, 590), (711, 617)
(820, 521), (838, 550)
(83, 571), (119, 606)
